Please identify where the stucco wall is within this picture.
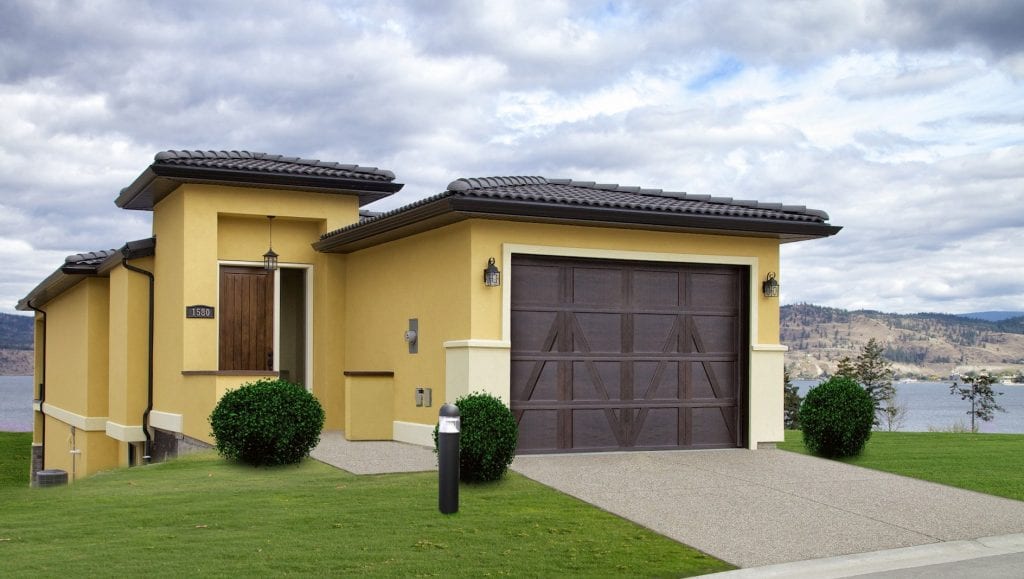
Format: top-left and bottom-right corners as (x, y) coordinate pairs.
(343, 221), (472, 432)
(151, 184), (359, 442)
(107, 258), (153, 442)
(32, 278), (115, 479)
(338, 217), (786, 448)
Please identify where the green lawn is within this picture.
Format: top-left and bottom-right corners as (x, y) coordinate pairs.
(780, 430), (1024, 501)
(0, 439), (731, 577)
(0, 431), (32, 487)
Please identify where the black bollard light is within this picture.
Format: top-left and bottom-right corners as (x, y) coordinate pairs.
(438, 403), (460, 514)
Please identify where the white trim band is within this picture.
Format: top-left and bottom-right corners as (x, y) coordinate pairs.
(392, 421), (434, 447)
(149, 410), (184, 433)
(40, 403), (107, 431)
(105, 421), (147, 442)
(752, 344), (789, 352)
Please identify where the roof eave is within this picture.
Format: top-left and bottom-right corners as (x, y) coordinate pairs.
(16, 268), (85, 311)
(315, 196), (841, 253)
(449, 197), (842, 239)
(115, 164), (404, 210)
(313, 197), (460, 253)
(16, 237), (158, 310)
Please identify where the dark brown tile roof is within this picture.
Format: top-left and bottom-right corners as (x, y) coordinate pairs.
(60, 249), (118, 275)
(445, 176), (831, 222)
(153, 150), (397, 181)
(116, 150), (403, 210)
(316, 175), (839, 252)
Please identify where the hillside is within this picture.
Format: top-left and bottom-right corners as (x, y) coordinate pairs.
(782, 304), (1024, 379)
(0, 313), (33, 350)
(0, 349), (33, 376)
(0, 313), (33, 376)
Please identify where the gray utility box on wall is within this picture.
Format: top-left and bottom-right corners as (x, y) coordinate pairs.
(416, 387), (432, 407)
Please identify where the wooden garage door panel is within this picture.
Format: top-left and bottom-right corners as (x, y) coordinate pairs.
(511, 255), (747, 453)
(510, 311), (559, 351)
(571, 267), (624, 306)
(634, 361), (681, 400)
(573, 313), (622, 353)
(632, 270), (681, 307)
(516, 410), (559, 451)
(572, 360), (622, 401)
(633, 314), (679, 352)
(510, 263), (561, 305)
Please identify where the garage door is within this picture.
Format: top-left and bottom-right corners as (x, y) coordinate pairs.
(511, 255), (747, 453)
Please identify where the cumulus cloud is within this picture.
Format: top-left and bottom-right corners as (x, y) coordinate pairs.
(0, 0), (1022, 314)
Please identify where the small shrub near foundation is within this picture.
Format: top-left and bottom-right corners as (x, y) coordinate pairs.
(434, 392), (518, 483)
(799, 376), (874, 458)
(209, 378), (325, 466)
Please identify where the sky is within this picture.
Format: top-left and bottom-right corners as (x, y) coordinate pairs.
(1, 0), (1022, 316)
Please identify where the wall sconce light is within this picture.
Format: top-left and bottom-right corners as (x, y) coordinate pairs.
(483, 257), (501, 287)
(762, 272), (779, 298)
(263, 215), (279, 271)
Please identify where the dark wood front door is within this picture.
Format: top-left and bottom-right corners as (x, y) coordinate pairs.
(510, 255), (747, 453)
(219, 266), (274, 371)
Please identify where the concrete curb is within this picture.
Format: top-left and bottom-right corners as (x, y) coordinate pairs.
(707, 533), (1024, 578)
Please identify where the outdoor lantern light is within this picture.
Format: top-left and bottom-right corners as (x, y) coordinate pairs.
(762, 272), (779, 298)
(483, 257), (501, 287)
(263, 215), (279, 271)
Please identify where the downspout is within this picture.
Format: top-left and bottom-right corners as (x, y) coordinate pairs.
(26, 301), (46, 471)
(121, 251), (154, 464)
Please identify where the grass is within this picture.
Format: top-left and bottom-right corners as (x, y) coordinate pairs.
(0, 442), (732, 577)
(780, 430), (1024, 501)
(1, 431), (32, 487)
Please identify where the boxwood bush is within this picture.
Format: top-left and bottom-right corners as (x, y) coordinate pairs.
(209, 378), (325, 466)
(434, 392), (518, 483)
(799, 375), (874, 458)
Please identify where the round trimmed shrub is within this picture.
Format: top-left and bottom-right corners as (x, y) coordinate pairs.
(799, 376), (874, 458)
(434, 392), (518, 483)
(209, 378), (325, 466)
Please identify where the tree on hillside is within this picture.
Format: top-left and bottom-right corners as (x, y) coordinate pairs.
(834, 356), (856, 379)
(856, 338), (896, 427)
(949, 373), (1005, 433)
(783, 369), (802, 429)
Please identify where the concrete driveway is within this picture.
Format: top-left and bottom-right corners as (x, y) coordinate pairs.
(510, 449), (1024, 568)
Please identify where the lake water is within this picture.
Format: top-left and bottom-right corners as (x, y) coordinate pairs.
(2, 374), (1021, 434)
(0, 375), (33, 432)
(795, 380), (1024, 433)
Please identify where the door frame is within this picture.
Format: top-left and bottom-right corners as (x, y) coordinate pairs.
(218, 260), (314, 392)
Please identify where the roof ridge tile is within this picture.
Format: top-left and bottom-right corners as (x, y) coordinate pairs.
(439, 174), (830, 221)
(151, 150), (396, 180)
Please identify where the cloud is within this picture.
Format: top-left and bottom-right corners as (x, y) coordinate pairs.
(1, 0), (1022, 315)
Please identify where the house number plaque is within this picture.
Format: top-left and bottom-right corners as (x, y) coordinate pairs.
(185, 305), (215, 319)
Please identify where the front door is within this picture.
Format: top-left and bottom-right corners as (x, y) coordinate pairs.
(219, 266), (274, 371)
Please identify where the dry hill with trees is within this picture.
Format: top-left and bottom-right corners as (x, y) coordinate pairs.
(782, 304), (1024, 380)
(0, 313), (33, 376)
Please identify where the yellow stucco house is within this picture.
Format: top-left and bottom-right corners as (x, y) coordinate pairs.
(18, 150), (840, 482)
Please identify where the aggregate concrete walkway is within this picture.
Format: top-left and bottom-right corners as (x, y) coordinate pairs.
(310, 431), (436, 475)
(510, 449), (1024, 568)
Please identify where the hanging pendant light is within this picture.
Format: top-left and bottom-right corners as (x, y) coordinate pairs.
(263, 215), (279, 271)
